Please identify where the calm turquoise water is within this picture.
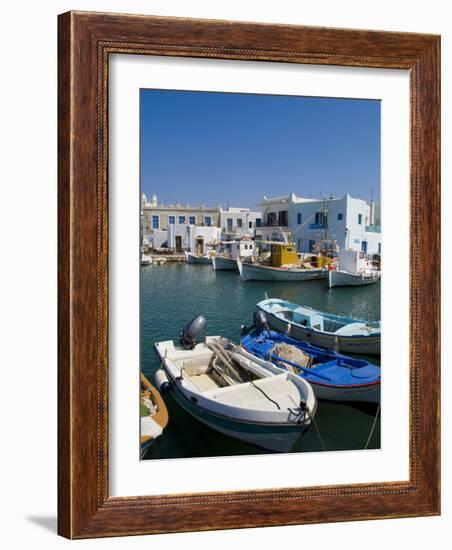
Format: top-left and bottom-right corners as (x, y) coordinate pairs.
(141, 263), (381, 459)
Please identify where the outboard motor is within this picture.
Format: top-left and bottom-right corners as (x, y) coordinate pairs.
(253, 310), (269, 335)
(180, 315), (206, 350)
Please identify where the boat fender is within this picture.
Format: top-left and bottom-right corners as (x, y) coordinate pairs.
(154, 369), (171, 393)
(180, 315), (206, 349)
(240, 323), (252, 337)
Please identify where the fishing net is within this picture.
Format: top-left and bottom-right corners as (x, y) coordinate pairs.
(273, 343), (312, 369)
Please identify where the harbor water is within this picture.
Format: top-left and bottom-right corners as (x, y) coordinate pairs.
(141, 263), (381, 460)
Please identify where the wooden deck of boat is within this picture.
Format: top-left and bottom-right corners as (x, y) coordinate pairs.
(140, 373), (169, 445)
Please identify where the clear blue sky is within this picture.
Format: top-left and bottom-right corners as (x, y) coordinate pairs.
(140, 89), (380, 209)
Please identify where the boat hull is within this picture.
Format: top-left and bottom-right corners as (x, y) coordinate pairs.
(185, 252), (212, 264)
(307, 380), (380, 403)
(212, 256), (238, 271)
(329, 269), (380, 288)
(238, 260), (325, 282)
(259, 307), (380, 355)
(167, 379), (308, 452)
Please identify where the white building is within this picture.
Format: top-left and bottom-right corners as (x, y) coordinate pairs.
(141, 193), (223, 252)
(141, 193), (262, 249)
(151, 223), (221, 253)
(219, 207), (262, 238)
(259, 193), (381, 255)
(141, 193), (221, 243)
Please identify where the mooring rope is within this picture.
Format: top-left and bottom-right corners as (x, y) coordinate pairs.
(364, 402), (381, 449)
(305, 408), (327, 452)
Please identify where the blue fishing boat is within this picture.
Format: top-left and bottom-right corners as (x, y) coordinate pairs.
(257, 298), (381, 355)
(241, 318), (380, 403)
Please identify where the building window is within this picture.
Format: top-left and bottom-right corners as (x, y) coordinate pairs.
(249, 221), (253, 229)
(278, 210), (288, 226)
(227, 218), (233, 232)
(152, 215), (159, 229)
(337, 213), (343, 221)
(204, 216), (212, 226)
(178, 216), (186, 224)
(378, 243), (381, 254)
(168, 215), (175, 225)
(267, 212), (277, 226)
(255, 218), (261, 227)
(297, 213), (302, 224)
(189, 216), (196, 225)
(237, 218), (243, 228)
(358, 213), (363, 225)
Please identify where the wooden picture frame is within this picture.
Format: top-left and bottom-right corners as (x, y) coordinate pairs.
(58, 11), (440, 538)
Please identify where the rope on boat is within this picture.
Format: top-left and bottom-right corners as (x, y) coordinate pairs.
(305, 408), (327, 452)
(364, 403), (381, 449)
(250, 380), (281, 410)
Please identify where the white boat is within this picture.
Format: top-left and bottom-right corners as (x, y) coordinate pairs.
(212, 255), (238, 270)
(185, 251), (212, 265)
(328, 249), (380, 288)
(213, 237), (255, 271)
(238, 260), (324, 282)
(257, 298), (380, 355)
(154, 329), (317, 453)
(329, 269), (380, 288)
(141, 253), (152, 265)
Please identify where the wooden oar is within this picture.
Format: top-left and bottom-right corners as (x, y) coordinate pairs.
(208, 340), (242, 383)
(268, 353), (333, 382)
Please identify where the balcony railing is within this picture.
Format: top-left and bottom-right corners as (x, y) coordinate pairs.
(365, 225), (381, 233)
(261, 222), (288, 228)
(308, 223), (326, 230)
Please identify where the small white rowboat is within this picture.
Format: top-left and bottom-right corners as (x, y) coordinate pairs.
(257, 298), (380, 356)
(154, 336), (317, 452)
(212, 255), (238, 271)
(328, 269), (380, 288)
(185, 251), (212, 264)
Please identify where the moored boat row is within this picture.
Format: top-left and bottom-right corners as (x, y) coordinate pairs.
(181, 239), (380, 287)
(143, 296), (381, 454)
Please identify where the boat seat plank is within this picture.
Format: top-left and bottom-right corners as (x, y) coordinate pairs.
(188, 373), (220, 392)
(204, 375), (301, 411)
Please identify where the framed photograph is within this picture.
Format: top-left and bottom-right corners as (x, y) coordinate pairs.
(58, 11), (440, 538)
